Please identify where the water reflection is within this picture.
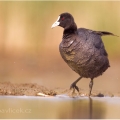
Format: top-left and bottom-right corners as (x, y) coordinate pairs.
(88, 97), (105, 119)
(59, 97), (105, 119)
(89, 97), (92, 119)
(0, 96), (120, 119)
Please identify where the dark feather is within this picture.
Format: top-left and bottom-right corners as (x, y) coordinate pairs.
(95, 31), (119, 37)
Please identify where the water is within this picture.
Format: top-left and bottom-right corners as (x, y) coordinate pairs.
(0, 95), (120, 119)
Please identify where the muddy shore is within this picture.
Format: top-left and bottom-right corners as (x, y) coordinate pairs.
(0, 82), (120, 97)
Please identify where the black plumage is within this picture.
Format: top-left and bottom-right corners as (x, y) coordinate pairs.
(51, 12), (117, 96)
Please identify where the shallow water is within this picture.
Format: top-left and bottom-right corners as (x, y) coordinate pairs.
(0, 95), (120, 119)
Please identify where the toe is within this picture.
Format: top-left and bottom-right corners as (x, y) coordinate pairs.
(75, 86), (79, 92)
(70, 83), (79, 92)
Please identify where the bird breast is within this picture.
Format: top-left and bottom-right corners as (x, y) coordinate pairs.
(59, 36), (109, 78)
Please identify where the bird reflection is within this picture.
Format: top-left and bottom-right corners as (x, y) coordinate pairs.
(89, 97), (93, 119)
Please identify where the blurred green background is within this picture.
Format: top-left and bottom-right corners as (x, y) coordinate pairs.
(0, 1), (120, 92)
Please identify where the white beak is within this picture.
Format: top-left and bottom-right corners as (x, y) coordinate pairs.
(51, 16), (60, 28)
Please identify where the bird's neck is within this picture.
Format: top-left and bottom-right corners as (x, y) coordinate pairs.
(63, 22), (77, 34)
(62, 22), (77, 39)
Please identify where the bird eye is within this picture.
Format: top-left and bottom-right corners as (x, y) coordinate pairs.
(61, 17), (64, 21)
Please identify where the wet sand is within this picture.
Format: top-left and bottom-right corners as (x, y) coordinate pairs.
(0, 82), (120, 97)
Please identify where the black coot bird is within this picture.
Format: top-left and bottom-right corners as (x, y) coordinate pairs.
(51, 12), (117, 96)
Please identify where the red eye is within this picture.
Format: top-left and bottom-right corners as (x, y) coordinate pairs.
(61, 17), (64, 21)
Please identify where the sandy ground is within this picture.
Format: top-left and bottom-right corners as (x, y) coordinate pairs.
(0, 82), (120, 97)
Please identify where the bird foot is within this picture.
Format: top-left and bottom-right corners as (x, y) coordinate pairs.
(69, 83), (80, 97)
(70, 83), (79, 92)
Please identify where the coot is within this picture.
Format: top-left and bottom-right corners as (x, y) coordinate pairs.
(51, 12), (117, 96)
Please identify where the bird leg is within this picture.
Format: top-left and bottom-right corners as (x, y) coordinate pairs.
(89, 78), (94, 96)
(70, 76), (82, 94)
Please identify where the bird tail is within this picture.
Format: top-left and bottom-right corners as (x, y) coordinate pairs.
(95, 31), (119, 37)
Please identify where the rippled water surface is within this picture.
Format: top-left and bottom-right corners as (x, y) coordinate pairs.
(0, 95), (120, 119)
